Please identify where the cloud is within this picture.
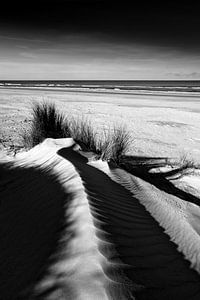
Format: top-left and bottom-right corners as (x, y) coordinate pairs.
(167, 72), (200, 78)
(19, 52), (38, 59)
(0, 35), (50, 43)
(0, 31), (199, 80)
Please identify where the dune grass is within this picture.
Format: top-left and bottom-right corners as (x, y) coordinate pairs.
(22, 102), (132, 163)
(64, 117), (100, 153)
(22, 102), (67, 148)
(98, 126), (132, 163)
(164, 155), (200, 179)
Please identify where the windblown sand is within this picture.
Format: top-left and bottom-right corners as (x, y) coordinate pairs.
(1, 138), (200, 299)
(1, 87), (200, 162)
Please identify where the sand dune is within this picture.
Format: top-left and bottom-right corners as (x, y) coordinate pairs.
(1, 138), (200, 299)
(106, 167), (200, 272)
(1, 139), (131, 300)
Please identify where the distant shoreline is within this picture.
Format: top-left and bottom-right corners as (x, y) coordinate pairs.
(1, 86), (200, 98)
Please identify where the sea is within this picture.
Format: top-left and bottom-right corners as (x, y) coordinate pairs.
(0, 80), (200, 95)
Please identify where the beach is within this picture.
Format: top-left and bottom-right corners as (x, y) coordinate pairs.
(1, 87), (200, 162)
(2, 0), (200, 297)
(1, 86), (200, 299)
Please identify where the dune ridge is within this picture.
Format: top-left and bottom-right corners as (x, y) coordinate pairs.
(0, 141), (70, 299)
(58, 147), (200, 299)
(104, 166), (200, 274)
(1, 138), (132, 299)
(1, 138), (200, 299)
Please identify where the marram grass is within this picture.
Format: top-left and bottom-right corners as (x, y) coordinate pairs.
(22, 102), (132, 163)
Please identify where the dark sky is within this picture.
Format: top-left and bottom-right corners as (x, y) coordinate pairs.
(1, 0), (200, 79)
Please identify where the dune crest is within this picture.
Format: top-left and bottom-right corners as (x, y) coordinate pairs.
(1, 138), (131, 299)
(2, 138), (200, 299)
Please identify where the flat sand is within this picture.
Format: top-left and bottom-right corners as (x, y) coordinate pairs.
(1, 87), (200, 162)
(1, 138), (200, 299)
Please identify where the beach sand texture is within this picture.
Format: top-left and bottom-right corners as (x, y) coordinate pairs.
(0, 87), (200, 162)
(1, 138), (200, 299)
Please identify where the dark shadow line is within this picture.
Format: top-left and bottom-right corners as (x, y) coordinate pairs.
(58, 148), (200, 300)
(118, 157), (200, 207)
(0, 161), (74, 299)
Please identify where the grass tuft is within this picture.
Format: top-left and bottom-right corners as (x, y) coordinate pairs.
(166, 155), (200, 179)
(22, 102), (67, 148)
(110, 125), (132, 163)
(64, 116), (99, 153)
(22, 102), (132, 163)
(98, 125), (132, 163)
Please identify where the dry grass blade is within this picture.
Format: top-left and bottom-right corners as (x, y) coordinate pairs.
(21, 102), (132, 164)
(22, 102), (67, 148)
(98, 125), (132, 163)
(65, 116), (99, 153)
(111, 125), (132, 163)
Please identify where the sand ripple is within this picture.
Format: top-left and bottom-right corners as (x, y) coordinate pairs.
(1, 138), (200, 299)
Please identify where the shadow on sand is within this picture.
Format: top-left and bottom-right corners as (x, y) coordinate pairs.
(119, 156), (200, 206)
(58, 148), (200, 300)
(0, 161), (73, 299)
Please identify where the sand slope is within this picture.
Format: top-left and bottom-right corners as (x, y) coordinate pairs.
(1, 138), (200, 299)
(0, 139), (131, 300)
(59, 147), (200, 300)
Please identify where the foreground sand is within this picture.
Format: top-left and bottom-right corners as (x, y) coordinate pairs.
(1, 138), (200, 299)
(1, 87), (200, 162)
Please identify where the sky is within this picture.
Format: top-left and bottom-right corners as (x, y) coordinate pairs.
(0, 0), (200, 80)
